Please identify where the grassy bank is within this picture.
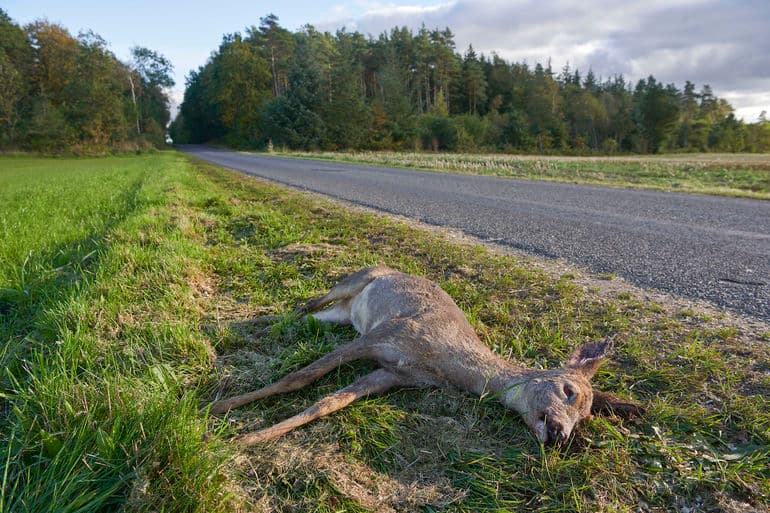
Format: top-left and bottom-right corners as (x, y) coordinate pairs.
(264, 150), (770, 199)
(0, 154), (237, 511)
(1, 153), (768, 511)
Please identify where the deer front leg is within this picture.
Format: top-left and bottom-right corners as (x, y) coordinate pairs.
(210, 338), (372, 413)
(239, 368), (403, 444)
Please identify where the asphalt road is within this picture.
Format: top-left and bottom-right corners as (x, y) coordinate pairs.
(180, 145), (770, 321)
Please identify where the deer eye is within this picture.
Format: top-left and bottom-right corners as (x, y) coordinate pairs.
(563, 384), (576, 400)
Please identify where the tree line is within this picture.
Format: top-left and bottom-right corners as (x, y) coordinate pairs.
(172, 15), (770, 154)
(0, 9), (173, 153)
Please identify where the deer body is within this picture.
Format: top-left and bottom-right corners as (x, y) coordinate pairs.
(346, 268), (506, 395)
(212, 266), (640, 444)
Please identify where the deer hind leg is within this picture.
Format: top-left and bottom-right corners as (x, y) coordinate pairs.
(245, 266), (394, 333)
(306, 300), (352, 325)
(210, 338), (373, 414)
(239, 368), (403, 444)
(296, 265), (395, 315)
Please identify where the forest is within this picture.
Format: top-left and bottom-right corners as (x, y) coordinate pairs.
(2, 8), (769, 156)
(0, 9), (173, 153)
(171, 15), (770, 154)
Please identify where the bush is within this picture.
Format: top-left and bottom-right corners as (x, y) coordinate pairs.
(418, 114), (457, 151)
(454, 114), (491, 152)
(23, 100), (76, 153)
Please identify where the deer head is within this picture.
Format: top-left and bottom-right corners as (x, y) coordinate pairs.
(503, 341), (611, 444)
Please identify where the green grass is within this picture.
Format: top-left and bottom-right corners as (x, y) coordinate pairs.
(260, 150), (770, 199)
(0, 154), (238, 512)
(1, 153), (768, 512)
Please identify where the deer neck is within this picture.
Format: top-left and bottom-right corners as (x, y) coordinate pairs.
(486, 360), (537, 414)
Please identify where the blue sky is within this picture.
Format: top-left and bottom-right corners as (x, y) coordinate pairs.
(3, 1), (769, 121)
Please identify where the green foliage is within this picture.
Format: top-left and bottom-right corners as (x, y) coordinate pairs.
(247, 14), (295, 98)
(131, 46), (174, 88)
(319, 31), (373, 150)
(0, 9), (171, 153)
(454, 113), (490, 151)
(66, 31), (133, 147)
(418, 113), (458, 151)
(526, 63), (566, 152)
(174, 15), (770, 154)
(461, 45), (487, 115)
(175, 67), (223, 143)
(22, 99), (76, 152)
(260, 41), (325, 149)
(0, 49), (24, 143)
(177, 26), (275, 147)
(633, 76), (681, 153)
(131, 45), (176, 142)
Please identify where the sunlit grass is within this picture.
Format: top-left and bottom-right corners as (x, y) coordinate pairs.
(0, 154), (238, 512)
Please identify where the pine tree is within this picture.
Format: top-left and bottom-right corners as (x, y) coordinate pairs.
(462, 45), (487, 115)
(261, 40), (325, 149)
(248, 14), (295, 97)
(633, 77), (680, 153)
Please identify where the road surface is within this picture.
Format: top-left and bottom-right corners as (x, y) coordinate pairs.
(180, 145), (770, 321)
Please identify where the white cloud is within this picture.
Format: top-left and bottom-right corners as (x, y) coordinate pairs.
(317, 1), (455, 32)
(167, 88), (184, 121)
(724, 90), (770, 124)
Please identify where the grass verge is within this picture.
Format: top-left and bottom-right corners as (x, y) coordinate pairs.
(261, 150), (770, 200)
(0, 154), (238, 512)
(1, 153), (768, 512)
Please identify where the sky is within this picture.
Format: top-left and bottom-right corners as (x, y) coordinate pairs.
(3, 0), (768, 122)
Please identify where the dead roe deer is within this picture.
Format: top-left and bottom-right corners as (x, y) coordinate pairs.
(212, 266), (642, 444)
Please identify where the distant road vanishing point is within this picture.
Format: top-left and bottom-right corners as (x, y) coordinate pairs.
(180, 145), (770, 321)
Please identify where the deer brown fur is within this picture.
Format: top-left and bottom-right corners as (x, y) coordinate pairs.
(211, 266), (642, 444)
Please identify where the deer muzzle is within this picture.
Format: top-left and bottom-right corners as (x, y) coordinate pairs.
(546, 419), (568, 444)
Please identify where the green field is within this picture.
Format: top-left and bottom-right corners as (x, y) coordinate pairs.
(266, 150), (770, 200)
(1, 153), (768, 512)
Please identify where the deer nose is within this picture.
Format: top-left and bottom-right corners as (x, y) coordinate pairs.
(546, 420), (567, 444)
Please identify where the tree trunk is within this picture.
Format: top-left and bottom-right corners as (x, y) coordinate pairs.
(127, 73), (141, 135)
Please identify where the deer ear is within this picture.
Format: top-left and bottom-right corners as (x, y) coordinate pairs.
(590, 390), (645, 418)
(565, 340), (611, 378)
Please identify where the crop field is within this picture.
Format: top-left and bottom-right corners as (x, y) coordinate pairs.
(269, 150), (770, 200)
(1, 153), (768, 512)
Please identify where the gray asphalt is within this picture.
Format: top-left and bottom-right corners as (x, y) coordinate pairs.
(180, 145), (770, 321)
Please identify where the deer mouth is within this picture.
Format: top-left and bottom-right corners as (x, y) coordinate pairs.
(545, 419), (568, 444)
(535, 414), (570, 444)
